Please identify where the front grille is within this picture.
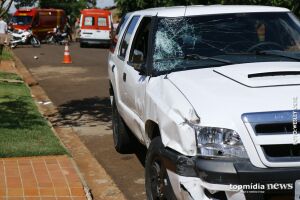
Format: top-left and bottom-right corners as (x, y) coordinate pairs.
(262, 144), (300, 158)
(242, 110), (300, 165)
(255, 123), (300, 135)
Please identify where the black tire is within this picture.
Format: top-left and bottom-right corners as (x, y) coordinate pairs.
(30, 36), (41, 47)
(45, 35), (54, 44)
(10, 43), (17, 49)
(80, 42), (85, 48)
(112, 96), (133, 153)
(145, 137), (177, 200)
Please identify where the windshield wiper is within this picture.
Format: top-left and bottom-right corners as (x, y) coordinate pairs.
(256, 50), (300, 62)
(184, 54), (233, 64)
(154, 54), (233, 65)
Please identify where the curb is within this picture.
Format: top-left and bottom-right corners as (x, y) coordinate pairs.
(10, 50), (128, 200)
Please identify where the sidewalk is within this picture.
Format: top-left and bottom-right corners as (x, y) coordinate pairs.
(0, 60), (87, 200)
(0, 156), (86, 200)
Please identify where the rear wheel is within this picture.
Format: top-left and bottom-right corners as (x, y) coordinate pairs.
(145, 137), (177, 200)
(112, 96), (133, 153)
(10, 43), (17, 49)
(30, 36), (41, 47)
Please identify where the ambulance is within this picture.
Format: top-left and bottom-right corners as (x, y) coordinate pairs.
(79, 9), (113, 47)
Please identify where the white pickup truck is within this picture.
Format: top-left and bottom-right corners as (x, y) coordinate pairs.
(108, 5), (300, 200)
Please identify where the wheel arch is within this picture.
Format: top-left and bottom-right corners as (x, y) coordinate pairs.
(109, 81), (114, 96)
(145, 120), (161, 141)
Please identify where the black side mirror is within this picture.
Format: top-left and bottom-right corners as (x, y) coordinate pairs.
(132, 49), (143, 62)
(129, 49), (146, 74)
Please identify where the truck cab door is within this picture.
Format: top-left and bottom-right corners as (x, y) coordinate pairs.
(120, 16), (153, 142)
(113, 16), (143, 139)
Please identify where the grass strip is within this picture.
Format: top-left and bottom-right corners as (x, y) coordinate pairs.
(0, 73), (67, 157)
(1, 47), (13, 61)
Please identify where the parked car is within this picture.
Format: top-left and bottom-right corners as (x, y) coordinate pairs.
(79, 9), (113, 47)
(11, 8), (66, 40)
(108, 5), (300, 200)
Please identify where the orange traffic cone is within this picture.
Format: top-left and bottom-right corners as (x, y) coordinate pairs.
(62, 43), (72, 64)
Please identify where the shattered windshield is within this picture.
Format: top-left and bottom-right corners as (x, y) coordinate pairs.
(153, 12), (300, 73)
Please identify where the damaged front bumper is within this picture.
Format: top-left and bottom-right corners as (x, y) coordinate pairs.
(161, 147), (300, 200)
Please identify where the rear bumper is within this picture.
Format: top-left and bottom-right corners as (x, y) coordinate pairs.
(80, 38), (110, 45)
(162, 148), (298, 199)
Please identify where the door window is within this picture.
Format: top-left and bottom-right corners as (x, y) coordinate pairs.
(118, 16), (140, 59)
(129, 17), (151, 64)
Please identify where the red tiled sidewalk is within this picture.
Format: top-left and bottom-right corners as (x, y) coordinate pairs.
(0, 155), (86, 200)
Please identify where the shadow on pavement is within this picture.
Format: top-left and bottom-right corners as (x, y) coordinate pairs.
(80, 44), (110, 49)
(51, 97), (112, 128)
(133, 140), (147, 167)
(51, 96), (147, 166)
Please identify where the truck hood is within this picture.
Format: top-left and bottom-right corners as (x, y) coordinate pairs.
(214, 62), (300, 88)
(167, 61), (300, 128)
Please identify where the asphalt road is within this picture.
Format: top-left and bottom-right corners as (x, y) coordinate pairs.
(13, 43), (147, 200)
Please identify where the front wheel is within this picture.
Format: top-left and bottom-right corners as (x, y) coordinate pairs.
(30, 36), (41, 47)
(145, 137), (177, 200)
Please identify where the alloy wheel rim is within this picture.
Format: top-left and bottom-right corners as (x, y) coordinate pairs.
(150, 158), (167, 200)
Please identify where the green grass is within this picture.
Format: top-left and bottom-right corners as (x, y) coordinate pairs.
(0, 71), (22, 80)
(1, 47), (13, 61)
(0, 73), (67, 157)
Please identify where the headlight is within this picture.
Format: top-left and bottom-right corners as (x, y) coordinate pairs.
(195, 126), (248, 159)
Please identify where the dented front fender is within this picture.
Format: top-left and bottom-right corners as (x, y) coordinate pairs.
(145, 76), (200, 156)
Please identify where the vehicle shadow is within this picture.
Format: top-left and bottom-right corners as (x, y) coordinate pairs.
(51, 96), (112, 128)
(132, 139), (147, 167)
(50, 96), (147, 166)
(80, 43), (110, 49)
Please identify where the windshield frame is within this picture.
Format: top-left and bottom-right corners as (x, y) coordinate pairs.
(149, 11), (300, 77)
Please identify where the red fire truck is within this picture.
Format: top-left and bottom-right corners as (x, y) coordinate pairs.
(11, 8), (66, 40)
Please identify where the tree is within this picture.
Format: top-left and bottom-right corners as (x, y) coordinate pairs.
(115, 0), (300, 17)
(87, 0), (96, 8)
(14, 0), (36, 9)
(39, 0), (92, 24)
(0, 0), (14, 17)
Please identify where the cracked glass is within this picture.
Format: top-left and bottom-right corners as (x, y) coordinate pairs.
(153, 12), (300, 73)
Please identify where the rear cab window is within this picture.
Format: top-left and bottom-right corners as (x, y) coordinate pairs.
(118, 16), (140, 60)
(110, 13), (132, 53)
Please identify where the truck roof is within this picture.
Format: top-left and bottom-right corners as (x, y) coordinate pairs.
(16, 8), (64, 12)
(14, 8), (65, 16)
(132, 5), (290, 17)
(81, 9), (111, 15)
